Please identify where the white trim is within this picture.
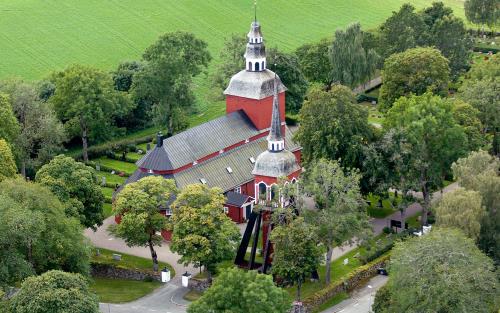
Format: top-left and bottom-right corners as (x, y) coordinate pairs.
(223, 206), (229, 214)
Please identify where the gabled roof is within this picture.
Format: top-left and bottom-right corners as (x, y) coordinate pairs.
(226, 191), (253, 207)
(173, 125), (300, 192)
(136, 110), (259, 171)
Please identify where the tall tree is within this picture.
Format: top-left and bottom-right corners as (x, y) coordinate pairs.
(434, 187), (486, 240)
(0, 179), (90, 287)
(465, 0), (499, 33)
(271, 217), (322, 302)
(211, 34), (246, 98)
(133, 32), (211, 136)
(378, 4), (428, 59)
(0, 79), (66, 177)
(50, 65), (133, 161)
(304, 159), (370, 284)
(113, 176), (178, 271)
(10, 270), (99, 313)
(295, 39), (332, 86)
(379, 47), (450, 111)
(188, 267), (291, 313)
(384, 93), (467, 226)
(0, 139), (17, 182)
(452, 99), (489, 152)
(169, 184), (240, 282)
(294, 85), (372, 168)
(452, 150), (500, 263)
(421, 2), (473, 78)
(330, 23), (379, 88)
(0, 93), (20, 145)
(267, 48), (308, 114)
(375, 228), (499, 313)
(35, 155), (104, 230)
(459, 77), (500, 156)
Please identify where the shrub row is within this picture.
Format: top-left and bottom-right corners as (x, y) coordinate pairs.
(303, 254), (390, 312)
(106, 151), (139, 164)
(472, 46), (499, 54)
(71, 134), (154, 160)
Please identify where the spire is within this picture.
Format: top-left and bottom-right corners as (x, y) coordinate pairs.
(267, 73), (284, 152)
(244, 5), (266, 72)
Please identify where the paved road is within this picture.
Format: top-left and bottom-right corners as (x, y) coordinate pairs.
(321, 275), (388, 313)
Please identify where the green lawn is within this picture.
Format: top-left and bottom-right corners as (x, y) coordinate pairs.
(101, 187), (115, 199)
(91, 247), (175, 277)
(90, 278), (162, 303)
(96, 170), (127, 185)
(406, 212), (422, 229)
(103, 203), (113, 218)
(361, 102), (385, 126)
(95, 157), (137, 175)
(366, 193), (398, 218)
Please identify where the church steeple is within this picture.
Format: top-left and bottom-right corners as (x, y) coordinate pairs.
(245, 3), (266, 72)
(267, 74), (284, 152)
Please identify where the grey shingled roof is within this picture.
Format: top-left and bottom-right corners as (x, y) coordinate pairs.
(173, 126), (300, 192)
(226, 191), (252, 207)
(224, 69), (287, 100)
(137, 111), (260, 171)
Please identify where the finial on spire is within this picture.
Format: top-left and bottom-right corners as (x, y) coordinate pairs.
(254, 0), (257, 22)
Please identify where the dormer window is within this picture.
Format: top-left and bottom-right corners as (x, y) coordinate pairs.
(199, 178), (207, 184)
(226, 167), (233, 174)
(249, 157), (256, 164)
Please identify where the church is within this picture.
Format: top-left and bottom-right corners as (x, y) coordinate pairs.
(120, 16), (302, 239)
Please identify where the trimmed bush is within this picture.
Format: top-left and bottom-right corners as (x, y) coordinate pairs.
(71, 135), (154, 160)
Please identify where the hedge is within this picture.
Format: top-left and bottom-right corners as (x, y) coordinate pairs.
(472, 46), (500, 54)
(302, 253), (390, 312)
(85, 160), (132, 177)
(71, 134), (154, 160)
(357, 93), (378, 103)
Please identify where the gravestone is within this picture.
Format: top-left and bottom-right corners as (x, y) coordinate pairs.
(112, 254), (122, 261)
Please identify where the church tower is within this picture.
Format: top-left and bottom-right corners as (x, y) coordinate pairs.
(224, 14), (286, 131)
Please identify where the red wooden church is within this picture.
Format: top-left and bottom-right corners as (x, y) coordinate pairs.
(119, 16), (302, 240)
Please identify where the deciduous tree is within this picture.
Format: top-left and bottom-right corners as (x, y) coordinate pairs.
(35, 155), (104, 230)
(294, 85), (372, 168)
(304, 159), (370, 284)
(169, 184), (240, 282)
(452, 99), (489, 152)
(271, 217), (321, 302)
(0, 79), (66, 177)
(0, 93), (19, 145)
(10, 270), (99, 313)
(434, 187), (485, 240)
(188, 267), (291, 313)
(113, 176), (177, 271)
(133, 32), (211, 136)
(0, 179), (90, 287)
(211, 34), (246, 98)
(295, 39), (331, 86)
(0, 139), (17, 182)
(379, 47), (450, 111)
(375, 228), (498, 313)
(384, 93), (467, 226)
(330, 23), (379, 88)
(465, 0), (499, 33)
(50, 65), (133, 161)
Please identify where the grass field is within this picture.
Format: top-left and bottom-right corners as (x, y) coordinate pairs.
(90, 278), (162, 303)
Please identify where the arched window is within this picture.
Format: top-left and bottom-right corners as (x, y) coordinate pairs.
(261, 61), (265, 70)
(271, 143), (274, 150)
(258, 183), (267, 201)
(248, 62), (252, 71)
(255, 62), (260, 71)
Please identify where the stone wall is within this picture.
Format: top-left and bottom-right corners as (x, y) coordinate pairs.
(189, 277), (211, 292)
(300, 254), (390, 313)
(91, 262), (161, 282)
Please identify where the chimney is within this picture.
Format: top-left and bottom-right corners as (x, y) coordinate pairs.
(156, 132), (163, 148)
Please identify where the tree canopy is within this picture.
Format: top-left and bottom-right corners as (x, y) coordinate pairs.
(132, 32), (211, 136)
(379, 47), (450, 111)
(169, 184), (240, 281)
(35, 155), (104, 230)
(50, 64), (133, 161)
(113, 176), (177, 271)
(434, 187), (485, 240)
(304, 159), (370, 284)
(0, 179), (90, 288)
(375, 228), (499, 313)
(294, 85), (372, 168)
(295, 39), (331, 86)
(211, 34), (246, 98)
(384, 93), (467, 225)
(0, 139), (17, 182)
(0, 79), (66, 177)
(465, 0), (499, 30)
(188, 267), (291, 313)
(451, 99), (489, 152)
(330, 23), (379, 88)
(0, 93), (20, 145)
(271, 216), (322, 302)
(9, 270), (99, 313)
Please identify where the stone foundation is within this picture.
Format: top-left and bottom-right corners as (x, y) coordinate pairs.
(189, 277), (211, 292)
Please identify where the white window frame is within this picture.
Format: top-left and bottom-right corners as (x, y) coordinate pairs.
(234, 186), (241, 194)
(223, 206), (229, 214)
(165, 208), (173, 216)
